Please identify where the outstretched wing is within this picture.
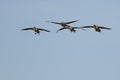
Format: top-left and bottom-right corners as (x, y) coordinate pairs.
(65, 19), (79, 24)
(80, 26), (94, 28)
(21, 28), (33, 30)
(46, 21), (61, 25)
(38, 28), (50, 32)
(73, 27), (86, 30)
(46, 19), (79, 25)
(99, 26), (111, 30)
(56, 28), (66, 32)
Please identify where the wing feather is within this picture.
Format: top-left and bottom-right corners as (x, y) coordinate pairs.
(38, 28), (50, 32)
(46, 21), (60, 24)
(72, 27), (86, 30)
(65, 19), (79, 24)
(21, 28), (33, 30)
(99, 26), (111, 30)
(80, 26), (94, 28)
(56, 28), (66, 32)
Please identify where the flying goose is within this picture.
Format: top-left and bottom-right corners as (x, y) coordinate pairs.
(81, 24), (111, 32)
(21, 27), (50, 35)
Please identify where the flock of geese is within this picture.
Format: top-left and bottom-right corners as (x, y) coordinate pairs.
(21, 19), (111, 35)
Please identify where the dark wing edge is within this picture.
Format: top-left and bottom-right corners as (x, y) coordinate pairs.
(39, 28), (50, 32)
(80, 26), (94, 28)
(56, 28), (66, 32)
(46, 21), (60, 24)
(65, 19), (79, 24)
(21, 28), (33, 30)
(99, 26), (111, 30)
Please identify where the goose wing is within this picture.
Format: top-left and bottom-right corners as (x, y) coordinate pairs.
(73, 27), (83, 29)
(21, 28), (33, 30)
(56, 28), (66, 32)
(38, 28), (50, 32)
(64, 19), (79, 24)
(72, 27), (86, 30)
(80, 26), (94, 28)
(99, 26), (111, 30)
(46, 21), (61, 25)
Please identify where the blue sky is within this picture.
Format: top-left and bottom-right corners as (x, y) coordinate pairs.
(0, 0), (120, 80)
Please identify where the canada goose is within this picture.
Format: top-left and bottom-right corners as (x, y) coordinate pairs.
(21, 27), (50, 35)
(57, 26), (83, 33)
(81, 24), (111, 32)
(46, 19), (79, 28)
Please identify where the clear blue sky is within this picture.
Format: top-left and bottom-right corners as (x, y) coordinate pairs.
(0, 0), (120, 80)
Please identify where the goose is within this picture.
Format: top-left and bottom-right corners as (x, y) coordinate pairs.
(21, 27), (50, 35)
(81, 24), (111, 32)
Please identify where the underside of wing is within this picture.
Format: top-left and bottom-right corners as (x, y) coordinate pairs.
(99, 26), (111, 30)
(21, 28), (33, 30)
(39, 28), (50, 32)
(65, 19), (79, 24)
(46, 21), (60, 24)
(80, 26), (93, 28)
(56, 28), (66, 32)
(73, 27), (82, 29)
(73, 27), (86, 30)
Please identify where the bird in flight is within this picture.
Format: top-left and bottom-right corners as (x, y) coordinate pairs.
(46, 19), (79, 28)
(57, 26), (84, 33)
(81, 24), (111, 32)
(21, 27), (50, 35)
